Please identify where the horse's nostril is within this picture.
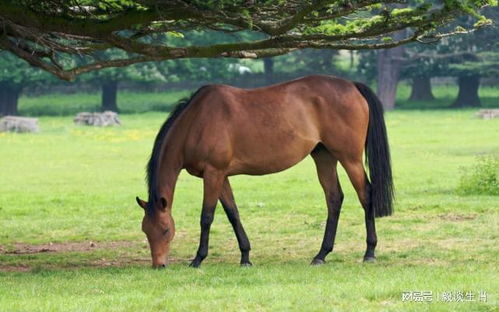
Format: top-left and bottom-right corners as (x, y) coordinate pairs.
(152, 263), (166, 269)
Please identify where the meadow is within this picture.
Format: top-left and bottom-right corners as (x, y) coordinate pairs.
(1, 96), (498, 311)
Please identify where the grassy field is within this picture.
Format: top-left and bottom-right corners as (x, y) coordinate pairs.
(0, 110), (498, 311)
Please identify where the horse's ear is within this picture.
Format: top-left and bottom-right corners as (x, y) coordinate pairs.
(136, 196), (147, 210)
(160, 197), (168, 211)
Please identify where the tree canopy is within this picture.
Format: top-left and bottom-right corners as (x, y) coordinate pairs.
(0, 0), (494, 80)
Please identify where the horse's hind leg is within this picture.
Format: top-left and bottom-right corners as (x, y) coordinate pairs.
(310, 147), (344, 265)
(190, 167), (226, 268)
(219, 178), (252, 266)
(340, 159), (377, 262)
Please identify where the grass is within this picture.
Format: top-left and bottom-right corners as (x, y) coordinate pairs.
(0, 110), (498, 311)
(457, 156), (499, 196)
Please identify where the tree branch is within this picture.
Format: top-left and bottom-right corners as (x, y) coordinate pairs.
(0, 0), (491, 79)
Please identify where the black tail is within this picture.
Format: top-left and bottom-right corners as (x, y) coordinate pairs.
(354, 82), (394, 218)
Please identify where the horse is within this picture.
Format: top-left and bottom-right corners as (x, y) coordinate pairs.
(135, 75), (393, 268)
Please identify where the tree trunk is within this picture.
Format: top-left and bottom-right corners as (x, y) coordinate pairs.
(409, 76), (435, 101)
(452, 74), (481, 107)
(376, 43), (404, 110)
(0, 82), (22, 116)
(263, 58), (274, 84)
(101, 81), (118, 112)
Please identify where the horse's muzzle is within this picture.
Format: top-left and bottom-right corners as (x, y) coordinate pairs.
(152, 263), (167, 269)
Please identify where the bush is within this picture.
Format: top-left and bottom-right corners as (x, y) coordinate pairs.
(457, 156), (499, 196)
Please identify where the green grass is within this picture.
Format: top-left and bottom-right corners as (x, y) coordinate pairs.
(0, 111), (498, 311)
(19, 90), (190, 116)
(457, 156), (499, 196)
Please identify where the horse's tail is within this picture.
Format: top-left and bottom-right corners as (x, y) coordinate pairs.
(354, 82), (394, 218)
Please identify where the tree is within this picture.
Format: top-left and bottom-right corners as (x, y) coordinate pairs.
(400, 42), (444, 102)
(449, 51), (499, 107)
(78, 30), (262, 112)
(78, 50), (168, 112)
(357, 3), (498, 109)
(439, 6), (499, 107)
(0, 52), (51, 116)
(454, 73), (481, 107)
(376, 29), (406, 110)
(448, 6), (499, 107)
(403, 5), (499, 107)
(408, 76), (435, 101)
(0, 0), (492, 80)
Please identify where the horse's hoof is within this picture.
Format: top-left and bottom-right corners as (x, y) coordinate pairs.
(363, 256), (376, 263)
(189, 261), (201, 268)
(310, 258), (326, 266)
(240, 262), (252, 267)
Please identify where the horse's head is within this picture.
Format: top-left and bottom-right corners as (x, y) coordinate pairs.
(136, 196), (175, 268)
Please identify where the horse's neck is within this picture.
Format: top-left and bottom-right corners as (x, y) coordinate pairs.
(156, 101), (197, 208)
(156, 127), (186, 209)
(154, 156), (179, 211)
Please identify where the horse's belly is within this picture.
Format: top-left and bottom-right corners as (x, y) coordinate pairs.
(227, 137), (318, 175)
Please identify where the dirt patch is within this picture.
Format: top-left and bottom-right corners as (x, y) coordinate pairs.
(0, 240), (193, 272)
(0, 257), (188, 272)
(1, 240), (144, 255)
(0, 265), (31, 272)
(438, 213), (478, 222)
(91, 257), (149, 267)
(88, 257), (187, 267)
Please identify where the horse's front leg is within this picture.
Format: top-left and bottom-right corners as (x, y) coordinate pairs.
(190, 168), (225, 268)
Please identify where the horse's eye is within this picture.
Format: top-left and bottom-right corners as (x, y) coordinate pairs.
(163, 228), (169, 235)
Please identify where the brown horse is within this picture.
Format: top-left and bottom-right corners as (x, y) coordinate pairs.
(136, 75), (393, 268)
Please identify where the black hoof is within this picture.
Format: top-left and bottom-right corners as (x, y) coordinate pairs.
(240, 261), (252, 267)
(310, 258), (326, 266)
(363, 256), (376, 263)
(189, 260), (201, 268)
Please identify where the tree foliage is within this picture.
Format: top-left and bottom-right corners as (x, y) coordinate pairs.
(0, 0), (494, 80)
(0, 51), (53, 115)
(0, 52), (50, 87)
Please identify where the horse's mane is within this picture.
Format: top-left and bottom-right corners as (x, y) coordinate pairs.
(146, 86), (208, 216)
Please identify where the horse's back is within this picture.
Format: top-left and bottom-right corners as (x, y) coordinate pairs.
(183, 75), (369, 175)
